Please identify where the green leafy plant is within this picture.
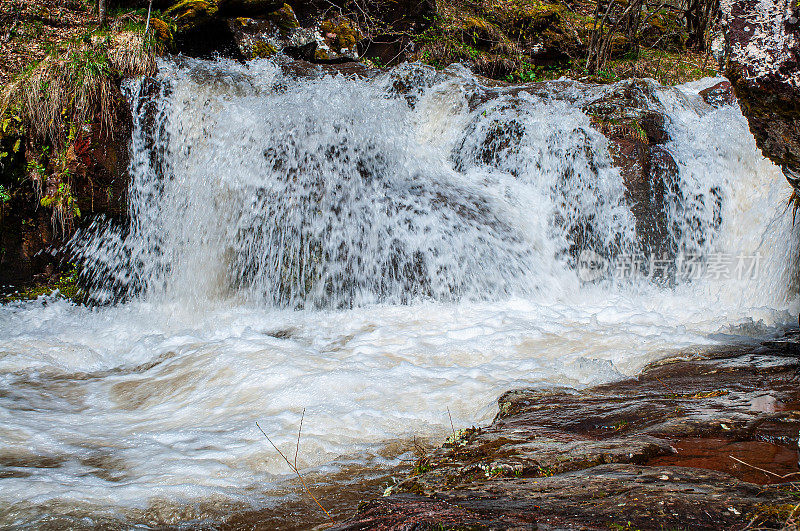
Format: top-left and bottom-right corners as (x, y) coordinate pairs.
(40, 180), (81, 235)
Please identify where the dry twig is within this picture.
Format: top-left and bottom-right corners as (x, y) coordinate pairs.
(729, 455), (800, 480)
(447, 407), (457, 443)
(256, 412), (333, 522)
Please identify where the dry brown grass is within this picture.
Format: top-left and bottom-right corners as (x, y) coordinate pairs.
(108, 31), (158, 79)
(0, 30), (155, 149)
(0, 19), (156, 236)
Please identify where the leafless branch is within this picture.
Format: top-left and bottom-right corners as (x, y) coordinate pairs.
(256, 419), (332, 521)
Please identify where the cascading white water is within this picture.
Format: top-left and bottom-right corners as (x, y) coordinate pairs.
(0, 57), (797, 526)
(77, 58), (641, 307)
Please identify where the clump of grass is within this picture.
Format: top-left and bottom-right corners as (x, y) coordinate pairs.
(1, 31), (154, 149)
(4, 48), (110, 148)
(107, 31), (158, 79)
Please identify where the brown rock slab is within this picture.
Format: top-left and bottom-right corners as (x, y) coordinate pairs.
(335, 347), (800, 530)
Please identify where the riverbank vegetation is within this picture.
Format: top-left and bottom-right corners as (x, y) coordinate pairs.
(403, 0), (717, 83)
(1, 2), (155, 232)
(0, 1), (159, 296)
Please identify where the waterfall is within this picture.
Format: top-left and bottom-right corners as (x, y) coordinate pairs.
(71, 58), (797, 309)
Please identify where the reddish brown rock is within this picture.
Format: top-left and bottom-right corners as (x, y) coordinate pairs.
(334, 346), (800, 530)
(699, 80), (737, 107)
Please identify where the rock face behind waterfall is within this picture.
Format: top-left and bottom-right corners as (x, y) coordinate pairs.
(162, 0), (437, 62)
(719, 0), (800, 185)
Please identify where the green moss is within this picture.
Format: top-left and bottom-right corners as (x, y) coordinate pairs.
(747, 503), (800, 528)
(314, 47), (330, 61)
(269, 3), (298, 32)
(252, 40), (277, 57)
(149, 18), (174, 47)
(165, 0), (219, 32)
(409, 0), (572, 78)
(3, 267), (86, 303)
(461, 14), (493, 32)
(487, 0), (564, 39)
(320, 18), (361, 52)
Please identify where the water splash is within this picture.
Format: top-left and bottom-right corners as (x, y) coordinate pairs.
(73, 59), (643, 307)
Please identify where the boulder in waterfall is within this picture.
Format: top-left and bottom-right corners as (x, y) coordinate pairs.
(227, 3), (303, 59)
(698, 80), (737, 108)
(718, 0), (800, 188)
(582, 79), (670, 141)
(582, 79), (678, 257)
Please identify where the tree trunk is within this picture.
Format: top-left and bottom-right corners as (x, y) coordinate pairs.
(98, 0), (107, 27)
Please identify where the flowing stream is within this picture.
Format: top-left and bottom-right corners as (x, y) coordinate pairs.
(0, 57), (798, 526)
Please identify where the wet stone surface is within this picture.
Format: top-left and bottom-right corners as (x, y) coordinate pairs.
(335, 345), (800, 530)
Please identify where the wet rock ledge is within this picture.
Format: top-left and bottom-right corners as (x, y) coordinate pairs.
(335, 343), (800, 530)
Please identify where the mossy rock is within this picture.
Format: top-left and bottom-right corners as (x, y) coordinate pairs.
(150, 18), (174, 46)
(253, 40), (278, 57)
(2, 267), (86, 304)
(319, 18), (361, 52)
(165, 0), (219, 33)
(314, 47), (330, 61)
(267, 3), (299, 31)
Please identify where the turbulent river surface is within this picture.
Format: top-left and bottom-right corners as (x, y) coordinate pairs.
(1, 58), (798, 527)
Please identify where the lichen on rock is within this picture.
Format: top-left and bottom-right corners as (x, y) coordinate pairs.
(718, 0), (800, 199)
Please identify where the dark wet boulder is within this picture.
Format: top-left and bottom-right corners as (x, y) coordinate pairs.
(165, 0), (219, 32)
(0, 137), (59, 285)
(165, 1), (243, 58)
(217, 0), (284, 17)
(699, 80), (737, 107)
(718, 0), (800, 188)
(582, 79), (678, 257)
(639, 110), (670, 144)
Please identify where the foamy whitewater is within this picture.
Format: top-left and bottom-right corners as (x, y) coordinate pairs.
(0, 57), (797, 525)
